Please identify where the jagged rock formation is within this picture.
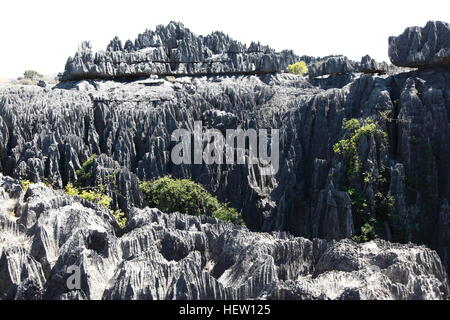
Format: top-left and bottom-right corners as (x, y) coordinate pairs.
(389, 21), (450, 68)
(60, 21), (392, 84)
(308, 55), (387, 78)
(306, 55), (391, 90)
(0, 174), (448, 300)
(0, 21), (449, 300)
(61, 22), (298, 81)
(307, 55), (390, 78)
(0, 67), (450, 270)
(359, 55), (390, 74)
(1, 67), (450, 278)
(308, 55), (356, 78)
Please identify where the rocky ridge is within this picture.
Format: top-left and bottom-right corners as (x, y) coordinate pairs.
(389, 21), (450, 68)
(308, 55), (390, 78)
(61, 22), (298, 81)
(0, 20), (449, 300)
(61, 21), (392, 83)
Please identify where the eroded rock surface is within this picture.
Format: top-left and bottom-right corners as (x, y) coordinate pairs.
(1, 66), (450, 277)
(61, 21), (298, 81)
(389, 21), (450, 68)
(0, 21), (449, 300)
(0, 175), (448, 300)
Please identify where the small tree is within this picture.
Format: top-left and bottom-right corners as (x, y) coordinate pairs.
(21, 70), (43, 81)
(287, 61), (308, 76)
(140, 177), (244, 225)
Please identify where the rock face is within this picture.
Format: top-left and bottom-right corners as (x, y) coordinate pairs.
(0, 21), (450, 300)
(359, 55), (390, 74)
(2, 67), (450, 278)
(61, 21), (298, 81)
(0, 174), (448, 300)
(308, 56), (356, 78)
(389, 21), (450, 68)
(61, 21), (391, 83)
(308, 55), (389, 78)
(306, 55), (391, 90)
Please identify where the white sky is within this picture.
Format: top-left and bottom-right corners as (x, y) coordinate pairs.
(0, 0), (449, 78)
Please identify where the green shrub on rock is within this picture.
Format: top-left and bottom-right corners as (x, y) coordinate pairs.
(75, 154), (97, 187)
(287, 61), (308, 76)
(139, 177), (243, 225)
(353, 218), (377, 243)
(64, 182), (127, 228)
(65, 183), (112, 208)
(333, 119), (387, 176)
(20, 180), (32, 192)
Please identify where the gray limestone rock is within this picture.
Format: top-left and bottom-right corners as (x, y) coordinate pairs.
(1, 66), (450, 276)
(0, 21), (449, 300)
(389, 21), (450, 68)
(0, 175), (447, 300)
(61, 22), (298, 81)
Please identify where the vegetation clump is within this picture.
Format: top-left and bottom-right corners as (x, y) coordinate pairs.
(64, 183), (127, 228)
(287, 61), (308, 76)
(75, 155), (97, 187)
(16, 70), (43, 85)
(139, 177), (243, 225)
(165, 76), (176, 83)
(22, 70), (43, 81)
(113, 210), (127, 229)
(64, 155), (127, 228)
(65, 183), (112, 207)
(334, 119), (390, 243)
(20, 180), (32, 192)
(353, 218), (377, 243)
(333, 119), (387, 176)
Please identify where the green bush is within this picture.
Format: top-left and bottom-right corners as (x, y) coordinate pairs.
(17, 70), (43, 85)
(22, 70), (43, 80)
(165, 76), (176, 83)
(20, 180), (32, 192)
(334, 119), (389, 243)
(65, 183), (112, 208)
(75, 154), (97, 187)
(139, 177), (243, 225)
(113, 209), (127, 229)
(287, 61), (308, 76)
(353, 218), (377, 243)
(65, 182), (127, 228)
(333, 119), (387, 176)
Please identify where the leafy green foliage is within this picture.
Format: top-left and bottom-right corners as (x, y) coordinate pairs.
(20, 180), (32, 192)
(64, 154), (127, 228)
(335, 119), (390, 243)
(64, 183), (112, 208)
(139, 177), (243, 225)
(353, 218), (377, 243)
(75, 155), (97, 187)
(375, 191), (394, 219)
(21, 70), (43, 81)
(345, 188), (368, 213)
(64, 183), (127, 227)
(113, 209), (127, 228)
(333, 119), (387, 176)
(287, 61), (308, 76)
